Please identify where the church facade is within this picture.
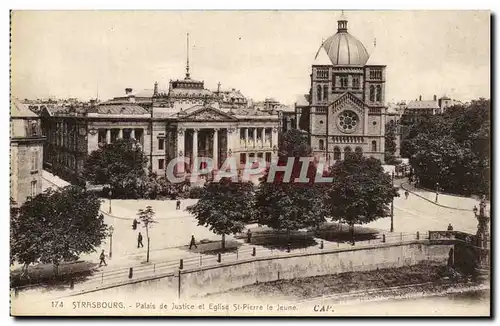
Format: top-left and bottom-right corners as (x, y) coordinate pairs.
(296, 15), (388, 163)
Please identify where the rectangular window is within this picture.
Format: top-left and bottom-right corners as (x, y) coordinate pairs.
(158, 159), (165, 170)
(370, 69), (382, 80)
(265, 152), (272, 163)
(31, 152), (38, 171)
(158, 138), (165, 150)
(31, 180), (37, 197)
(340, 76), (348, 90)
(353, 76), (360, 89)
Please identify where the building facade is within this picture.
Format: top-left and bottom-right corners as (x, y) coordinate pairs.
(295, 15), (388, 163)
(10, 98), (45, 205)
(41, 69), (279, 183)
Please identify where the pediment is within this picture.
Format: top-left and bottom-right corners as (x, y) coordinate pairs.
(329, 92), (366, 116)
(179, 107), (237, 121)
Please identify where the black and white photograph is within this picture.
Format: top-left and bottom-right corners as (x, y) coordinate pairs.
(9, 9), (491, 316)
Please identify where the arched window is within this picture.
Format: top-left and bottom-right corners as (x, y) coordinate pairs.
(319, 139), (325, 150)
(372, 140), (377, 152)
(344, 146), (352, 154)
(369, 85), (375, 102)
(323, 85), (329, 101)
(334, 147), (341, 160)
(355, 147), (363, 154)
(376, 85), (382, 102)
(317, 85), (322, 101)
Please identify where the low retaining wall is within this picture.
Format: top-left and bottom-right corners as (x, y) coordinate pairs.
(179, 241), (452, 298)
(70, 240), (453, 299)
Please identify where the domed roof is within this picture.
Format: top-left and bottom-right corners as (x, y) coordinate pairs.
(320, 16), (370, 66)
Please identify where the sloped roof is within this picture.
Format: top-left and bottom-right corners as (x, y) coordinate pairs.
(407, 100), (440, 109)
(97, 105), (149, 115)
(11, 98), (38, 118)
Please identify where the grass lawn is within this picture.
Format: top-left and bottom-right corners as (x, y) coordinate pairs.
(178, 239), (242, 255)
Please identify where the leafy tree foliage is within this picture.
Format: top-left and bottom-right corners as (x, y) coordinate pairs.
(10, 186), (107, 277)
(278, 129), (312, 158)
(326, 154), (399, 242)
(187, 178), (254, 249)
(137, 205), (157, 262)
(84, 138), (148, 198)
(384, 120), (398, 164)
(255, 129), (329, 240)
(401, 99), (490, 196)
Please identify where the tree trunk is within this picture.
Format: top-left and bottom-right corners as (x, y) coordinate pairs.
(53, 262), (59, 279)
(349, 222), (355, 245)
(20, 263), (29, 279)
(221, 234), (226, 249)
(146, 226), (150, 263)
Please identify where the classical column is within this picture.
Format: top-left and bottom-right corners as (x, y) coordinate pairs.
(177, 128), (185, 174)
(244, 128), (249, 148)
(261, 128), (266, 147)
(253, 128), (257, 148)
(106, 129), (111, 144)
(213, 128), (219, 169)
(271, 127), (278, 148)
(193, 129), (199, 170)
(131, 128), (136, 140)
(118, 129), (123, 139)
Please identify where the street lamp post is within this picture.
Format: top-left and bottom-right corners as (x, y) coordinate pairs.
(390, 171), (394, 233)
(435, 182), (439, 203)
(108, 190), (112, 214)
(109, 226), (114, 259)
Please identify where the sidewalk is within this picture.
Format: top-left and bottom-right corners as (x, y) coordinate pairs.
(401, 182), (488, 211)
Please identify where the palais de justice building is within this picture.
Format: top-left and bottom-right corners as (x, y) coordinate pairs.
(296, 15), (389, 162)
(41, 64), (279, 183)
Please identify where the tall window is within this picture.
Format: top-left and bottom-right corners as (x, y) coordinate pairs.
(319, 139), (325, 150)
(372, 140), (377, 152)
(158, 159), (165, 170)
(323, 85), (329, 101)
(353, 76), (360, 89)
(370, 85), (375, 102)
(317, 85), (322, 101)
(340, 76), (348, 90)
(265, 152), (272, 163)
(31, 152), (38, 171)
(334, 147), (341, 160)
(158, 138), (165, 150)
(31, 180), (37, 197)
(376, 85), (382, 102)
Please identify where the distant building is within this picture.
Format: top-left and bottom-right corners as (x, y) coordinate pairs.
(401, 95), (440, 124)
(41, 46), (280, 183)
(10, 98), (45, 205)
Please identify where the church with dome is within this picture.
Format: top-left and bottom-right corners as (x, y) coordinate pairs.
(295, 14), (388, 164)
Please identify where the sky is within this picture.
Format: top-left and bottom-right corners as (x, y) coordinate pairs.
(10, 10), (490, 105)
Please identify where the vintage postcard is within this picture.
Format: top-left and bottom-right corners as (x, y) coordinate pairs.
(9, 10), (491, 317)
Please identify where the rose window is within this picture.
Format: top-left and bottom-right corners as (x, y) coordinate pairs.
(337, 110), (359, 133)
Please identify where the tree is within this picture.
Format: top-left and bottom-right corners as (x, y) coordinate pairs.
(401, 99), (490, 196)
(278, 129), (312, 158)
(84, 138), (148, 198)
(137, 206), (157, 262)
(326, 154), (399, 243)
(10, 186), (107, 277)
(186, 178), (254, 249)
(384, 120), (397, 164)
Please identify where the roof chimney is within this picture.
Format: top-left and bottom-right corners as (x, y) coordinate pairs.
(125, 88), (133, 95)
(433, 94), (437, 101)
(419, 95), (422, 101)
(153, 82), (158, 96)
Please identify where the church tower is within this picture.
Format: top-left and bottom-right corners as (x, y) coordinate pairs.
(304, 12), (387, 164)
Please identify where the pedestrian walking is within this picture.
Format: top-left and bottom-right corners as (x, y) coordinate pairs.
(132, 218), (138, 230)
(447, 223), (453, 231)
(176, 200), (181, 210)
(247, 229), (252, 243)
(189, 235), (197, 250)
(137, 232), (144, 248)
(404, 191), (409, 199)
(99, 250), (107, 267)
